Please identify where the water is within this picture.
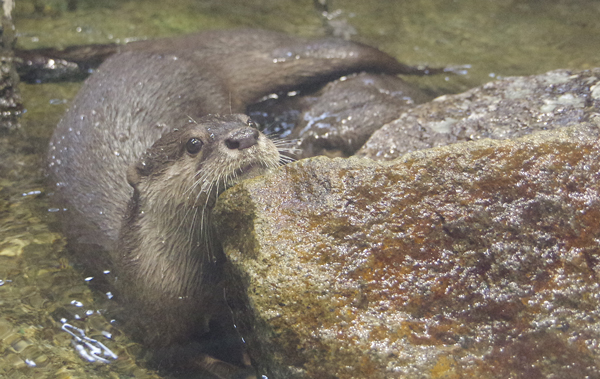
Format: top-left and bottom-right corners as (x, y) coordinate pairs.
(2, 0), (600, 377)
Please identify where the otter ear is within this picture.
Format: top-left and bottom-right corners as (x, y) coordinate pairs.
(127, 160), (150, 188)
(126, 164), (141, 189)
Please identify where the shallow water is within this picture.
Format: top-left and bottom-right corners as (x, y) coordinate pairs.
(2, 0), (600, 377)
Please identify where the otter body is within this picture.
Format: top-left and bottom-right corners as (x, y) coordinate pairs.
(48, 28), (416, 251)
(47, 28), (413, 373)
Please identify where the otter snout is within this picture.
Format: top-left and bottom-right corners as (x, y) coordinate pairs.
(225, 128), (260, 150)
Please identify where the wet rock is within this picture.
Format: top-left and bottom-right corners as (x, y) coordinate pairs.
(247, 90), (319, 138)
(0, 2), (23, 128)
(15, 43), (117, 83)
(357, 68), (600, 160)
(214, 122), (600, 379)
(290, 72), (431, 158)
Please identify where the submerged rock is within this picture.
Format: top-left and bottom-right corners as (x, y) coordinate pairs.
(248, 72), (431, 158)
(290, 72), (431, 158)
(214, 122), (600, 379)
(357, 68), (600, 160)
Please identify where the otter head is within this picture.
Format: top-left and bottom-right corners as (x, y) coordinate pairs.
(126, 114), (281, 215)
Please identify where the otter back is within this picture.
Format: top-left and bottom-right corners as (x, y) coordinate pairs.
(47, 28), (413, 252)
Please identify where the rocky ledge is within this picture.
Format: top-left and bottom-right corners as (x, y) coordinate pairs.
(214, 68), (600, 379)
(358, 68), (600, 160)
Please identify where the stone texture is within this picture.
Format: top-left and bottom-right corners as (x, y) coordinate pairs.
(214, 123), (600, 379)
(0, 3), (23, 129)
(248, 72), (430, 159)
(290, 72), (431, 158)
(357, 68), (600, 160)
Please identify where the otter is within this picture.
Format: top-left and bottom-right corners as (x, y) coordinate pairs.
(47, 28), (422, 376)
(116, 114), (280, 377)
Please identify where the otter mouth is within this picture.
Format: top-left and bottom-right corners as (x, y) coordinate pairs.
(208, 163), (268, 199)
(235, 162), (267, 181)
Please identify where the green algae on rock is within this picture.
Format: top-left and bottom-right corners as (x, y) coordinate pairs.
(214, 123), (600, 379)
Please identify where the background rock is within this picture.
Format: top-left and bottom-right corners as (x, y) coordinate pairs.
(248, 71), (432, 159)
(290, 72), (431, 158)
(215, 123), (600, 379)
(0, 0), (23, 129)
(357, 68), (600, 160)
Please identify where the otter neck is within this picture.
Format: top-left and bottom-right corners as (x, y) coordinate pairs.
(118, 187), (219, 299)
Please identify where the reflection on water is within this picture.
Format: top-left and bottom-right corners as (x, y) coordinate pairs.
(2, 0), (600, 377)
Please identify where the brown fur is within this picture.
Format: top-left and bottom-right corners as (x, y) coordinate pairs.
(115, 114), (279, 356)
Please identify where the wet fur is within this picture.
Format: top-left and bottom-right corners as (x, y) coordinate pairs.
(48, 29), (411, 251)
(116, 115), (280, 350)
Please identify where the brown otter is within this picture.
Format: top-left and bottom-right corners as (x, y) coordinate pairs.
(47, 28), (419, 375)
(117, 114), (280, 377)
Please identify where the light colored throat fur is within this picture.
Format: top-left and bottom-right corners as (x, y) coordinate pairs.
(120, 138), (281, 298)
(126, 190), (213, 299)
(122, 162), (251, 299)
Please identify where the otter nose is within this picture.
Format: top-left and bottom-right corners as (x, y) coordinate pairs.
(225, 128), (260, 150)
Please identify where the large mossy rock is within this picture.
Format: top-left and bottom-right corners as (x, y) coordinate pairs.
(214, 122), (600, 379)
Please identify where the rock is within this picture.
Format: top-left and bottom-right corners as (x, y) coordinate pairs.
(290, 72), (431, 158)
(214, 122), (600, 379)
(0, 0), (23, 128)
(357, 68), (600, 160)
(248, 72), (431, 159)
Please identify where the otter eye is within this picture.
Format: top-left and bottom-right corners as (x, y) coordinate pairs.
(247, 119), (258, 129)
(186, 138), (203, 155)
